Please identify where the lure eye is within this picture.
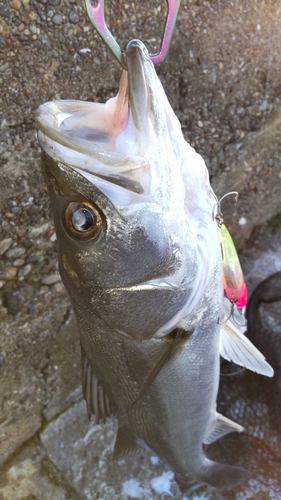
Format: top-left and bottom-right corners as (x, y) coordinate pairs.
(64, 202), (103, 242)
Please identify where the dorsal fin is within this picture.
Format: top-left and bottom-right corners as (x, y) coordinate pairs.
(204, 413), (244, 445)
(219, 319), (274, 377)
(113, 426), (139, 459)
(81, 344), (114, 423)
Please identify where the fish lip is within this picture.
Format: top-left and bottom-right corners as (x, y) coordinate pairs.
(125, 39), (150, 60)
(123, 39), (154, 150)
(125, 39), (151, 82)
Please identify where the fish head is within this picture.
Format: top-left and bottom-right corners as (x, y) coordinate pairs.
(36, 39), (221, 340)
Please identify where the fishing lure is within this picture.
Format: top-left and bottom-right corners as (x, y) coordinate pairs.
(213, 192), (248, 310)
(85, 0), (181, 67)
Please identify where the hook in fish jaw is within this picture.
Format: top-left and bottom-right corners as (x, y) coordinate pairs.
(85, 0), (181, 68)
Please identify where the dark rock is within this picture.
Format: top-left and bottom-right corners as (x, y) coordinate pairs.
(0, 39), (7, 49)
(0, 8), (11, 18)
(18, 35), (30, 42)
(27, 204), (40, 216)
(69, 10), (79, 24)
(5, 290), (26, 315)
(11, 205), (22, 213)
(5, 285), (35, 315)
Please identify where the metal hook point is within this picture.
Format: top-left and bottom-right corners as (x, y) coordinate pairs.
(212, 191), (239, 225)
(218, 299), (247, 327)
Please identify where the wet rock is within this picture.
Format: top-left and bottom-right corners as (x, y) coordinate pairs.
(6, 246), (26, 259)
(18, 264), (32, 278)
(4, 285), (34, 315)
(41, 273), (61, 285)
(0, 411), (41, 466)
(28, 222), (51, 239)
(18, 34), (29, 42)
(0, 238), (13, 256)
(53, 282), (64, 294)
(40, 401), (185, 500)
(10, 0), (21, 10)
(40, 314), (81, 420)
(69, 10), (79, 24)
(5, 290), (26, 314)
(0, 438), (80, 500)
(0, 456), (73, 500)
(12, 258), (25, 267)
(0, 8), (11, 17)
(2, 266), (18, 281)
(2, 221), (11, 231)
(27, 204), (40, 216)
(52, 13), (62, 25)
(11, 206), (22, 214)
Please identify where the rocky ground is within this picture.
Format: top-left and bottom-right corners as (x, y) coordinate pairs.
(1, 0), (281, 498)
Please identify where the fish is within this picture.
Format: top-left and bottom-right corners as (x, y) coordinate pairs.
(36, 39), (273, 491)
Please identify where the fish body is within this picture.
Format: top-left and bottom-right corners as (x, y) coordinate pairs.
(36, 40), (271, 490)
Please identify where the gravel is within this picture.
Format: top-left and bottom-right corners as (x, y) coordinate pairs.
(52, 13), (62, 25)
(0, 238), (13, 256)
(69, 10), (79, 24)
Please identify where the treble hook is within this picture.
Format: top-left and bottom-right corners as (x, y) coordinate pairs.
(85, 0), (181, 68)
(218, 299), (247, 327)
(212, 191), (239, 227)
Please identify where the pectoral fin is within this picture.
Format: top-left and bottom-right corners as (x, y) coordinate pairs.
(204, 413), (244, 445)
(113, 426), (138, 459)
(121, 329), (191, 417)
(81, 344), (114, 423)
(220, 320), (274, 377)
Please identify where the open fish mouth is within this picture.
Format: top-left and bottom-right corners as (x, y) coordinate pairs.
(36, 101), (151, 204)
(36, 40), (158, 204)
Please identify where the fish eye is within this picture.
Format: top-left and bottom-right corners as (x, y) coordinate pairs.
(64, 202), (103, 242)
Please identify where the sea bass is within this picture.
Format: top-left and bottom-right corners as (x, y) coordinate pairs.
(36, 39), (272, 490)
